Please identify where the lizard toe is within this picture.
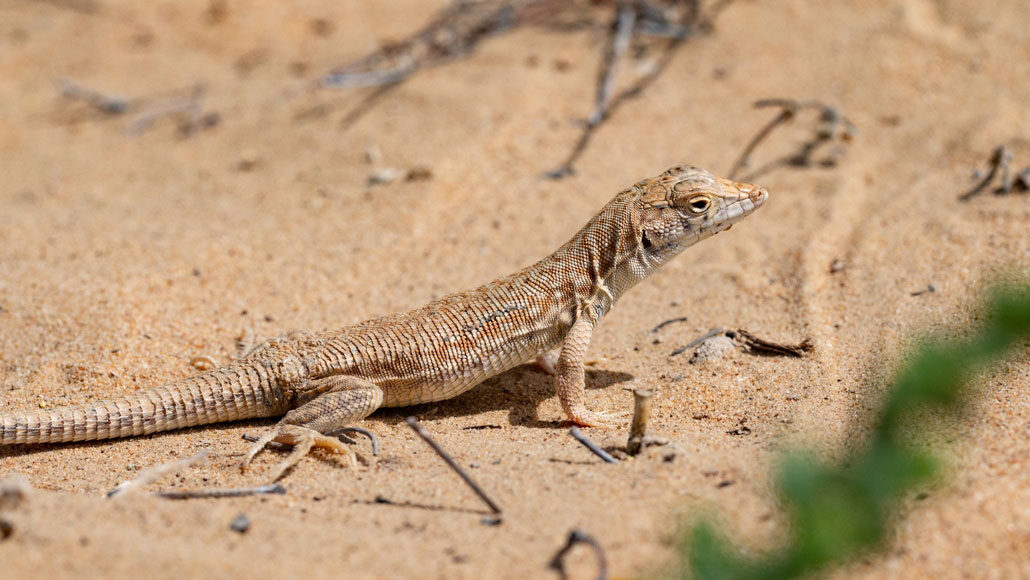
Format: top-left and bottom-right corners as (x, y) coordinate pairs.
(242, 425), (356, 481)
(568, 407), (628, 428)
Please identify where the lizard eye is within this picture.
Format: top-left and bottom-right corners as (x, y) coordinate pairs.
(687, 195), (711, 214)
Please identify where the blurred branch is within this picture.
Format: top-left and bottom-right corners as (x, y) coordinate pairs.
(321, 0), (561, 89)
(959, 145), (1030, 201)
(546, 0), (731, 179)
(313, 1), (735, 176)
(728, 98), (857, 182)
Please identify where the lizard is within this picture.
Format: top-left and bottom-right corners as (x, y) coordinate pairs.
(0, 164), (767, 480)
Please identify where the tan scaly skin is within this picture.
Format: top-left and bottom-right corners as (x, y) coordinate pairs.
(0, 165), (767, 480)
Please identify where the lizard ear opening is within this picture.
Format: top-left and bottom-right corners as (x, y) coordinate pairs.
(641, 230), (653, 250)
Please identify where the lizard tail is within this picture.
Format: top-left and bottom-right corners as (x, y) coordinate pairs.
(1, 365), (283, 445)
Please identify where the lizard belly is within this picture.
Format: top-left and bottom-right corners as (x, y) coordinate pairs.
(372, 318), (565, 408)
(318, 274), (573, 409)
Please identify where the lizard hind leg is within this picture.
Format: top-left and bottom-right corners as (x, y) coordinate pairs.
(242, 375), (384, 481)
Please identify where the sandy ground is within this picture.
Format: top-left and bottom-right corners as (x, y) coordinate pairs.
(0, 1), (1028, 578)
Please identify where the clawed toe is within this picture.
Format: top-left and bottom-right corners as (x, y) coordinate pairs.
(568, 408), (628, 428)
(242, 425), (355, 481)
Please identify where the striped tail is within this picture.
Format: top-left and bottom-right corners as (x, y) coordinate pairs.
(1, 365), (284, 445)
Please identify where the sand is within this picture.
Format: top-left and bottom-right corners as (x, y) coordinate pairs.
(0, 1), (1027, 578)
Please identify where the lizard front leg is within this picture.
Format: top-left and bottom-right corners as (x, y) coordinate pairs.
(242, 375), (383, 481)
(556, 312), (618, 427)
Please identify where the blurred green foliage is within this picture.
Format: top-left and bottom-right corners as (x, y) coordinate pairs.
(683, 284), (1030, 580)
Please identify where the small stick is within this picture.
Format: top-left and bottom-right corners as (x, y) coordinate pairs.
(156, 483), (285, 500)
(406, 416), (502, 514)
(588, 2), (636, 127)
(1014, 168), (1030, 192)
(548, 528), (609, 580)
(107, 450), (209, 498)
(56, 78), (130, 114)
(636, 0), (695, 39)
(910, 284), (936, 297)
(336, 83), (401, 131)
(545, 0), (739, 179)
(321, 66), (414, 89)
(650, 316), (689, 333)
(731, 99), (859, 181)
(959, 145), (1010, 201)
(328, 426), (380, 456)
(569, 427), (618, 464)
(126, 84), (206, 137)
(734, 329), (813, 357)
(670, 327), (726, 356)
(626, 389), (653, 456)
(321, 0), (552, 91)
(999, 153), (1014, 193)
(728, 102), (796, 180)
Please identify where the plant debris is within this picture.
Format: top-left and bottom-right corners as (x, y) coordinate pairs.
(959, 145), (1030, 201)
(728, 98), (856, 182)
(548, 528), (609, 580)
(733, 329), (813, 358)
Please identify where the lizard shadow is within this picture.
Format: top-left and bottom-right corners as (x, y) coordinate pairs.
(373, 364), (635, 429)
(0, 366), (634, 460)
(0, 425), (257, 460)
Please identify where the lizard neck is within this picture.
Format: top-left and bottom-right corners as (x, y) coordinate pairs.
(526, 190), (647, 321)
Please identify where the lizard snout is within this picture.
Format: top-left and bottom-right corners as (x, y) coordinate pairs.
(736, 182), (768, 206)
(749, 185), (768, 206)
(717, 176), (768, 208)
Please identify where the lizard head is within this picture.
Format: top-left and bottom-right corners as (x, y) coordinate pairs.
(634, 165), (767, 264)
(552, 164), (767, 307)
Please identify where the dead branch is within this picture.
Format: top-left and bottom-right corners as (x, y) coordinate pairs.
(728, 98), (856, 182)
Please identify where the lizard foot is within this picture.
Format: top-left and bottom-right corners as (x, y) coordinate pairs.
(567, 407), (629, 428)
(241, 424), (355, 482)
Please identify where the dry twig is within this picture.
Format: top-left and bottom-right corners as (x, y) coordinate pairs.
(733, 329), (813, 358)
(626, 388), (654, 455)
(910, 284), (936, 297)
(322, 1), (552, 89)
(547, 0), (727, 179)
(651, 316), (689, 333)
(107, 451), (209, 498)
(406, 416), (502, 514)
(549, 528), (609, 580)
(588, 3), (636, 127)
(312, 1), (560, 129)
(670, 327), (726, 356)
(672, 327), (812, 358)
(156, 483), (285, 500)
(56, 78), (130, 114)
(728, 98), (856, 182)
(313, 1), (730, 175)
(569, 427), (618, 463)
(126, 84), (218, 137)
(958, 145), (1029, 200)
(960, 145), (1011, 201)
